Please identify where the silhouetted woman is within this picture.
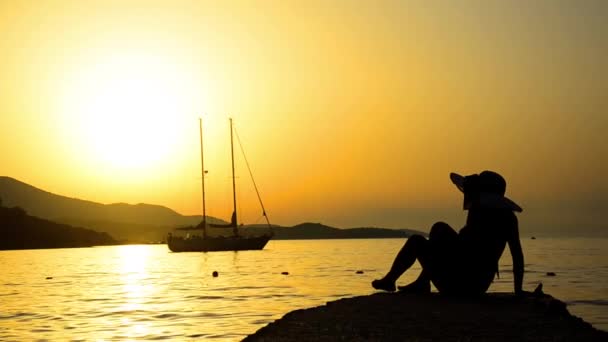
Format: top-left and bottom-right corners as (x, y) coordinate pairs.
(372, 171), (524, 295)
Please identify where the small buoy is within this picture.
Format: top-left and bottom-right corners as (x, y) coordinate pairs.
(212, 271), (219, 277)
(281, 271), (289, 275)
(546, 272), (556, 277)
(45, 277), (52, 280)
(356, 270), (364, 274)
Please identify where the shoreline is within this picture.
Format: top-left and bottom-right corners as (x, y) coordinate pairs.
(244, 292), (608, 341)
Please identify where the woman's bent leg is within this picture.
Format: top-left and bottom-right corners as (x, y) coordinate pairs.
(425, 222), (460, 294)
(397, 222), (457, 293)
(372, 234), (428, 292)
(428, 221), (458, 243)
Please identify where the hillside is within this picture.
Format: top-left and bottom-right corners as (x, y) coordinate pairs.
(0, 206), (116, 250)
(0, 176), (225, 242)
(242, 222), (426, 240)
(0, 177), (427, 243)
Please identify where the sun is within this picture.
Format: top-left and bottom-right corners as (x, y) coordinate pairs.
(61, 53), (200, 173)
(80, 71), (180, 170)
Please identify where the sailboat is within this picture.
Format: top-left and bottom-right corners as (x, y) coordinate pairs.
(167, 118), (273, 252)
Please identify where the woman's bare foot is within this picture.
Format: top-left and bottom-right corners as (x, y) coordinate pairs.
(371, 278), (396, 292)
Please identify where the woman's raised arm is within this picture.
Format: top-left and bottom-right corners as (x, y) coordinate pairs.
(507, 215), (524, 294)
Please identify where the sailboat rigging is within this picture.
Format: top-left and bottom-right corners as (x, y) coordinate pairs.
(167, 118), (272, 252)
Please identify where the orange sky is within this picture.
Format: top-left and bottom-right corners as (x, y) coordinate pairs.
(1, 1), (606, 235)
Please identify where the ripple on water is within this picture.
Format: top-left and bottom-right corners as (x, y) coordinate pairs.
(153, 313), (180, 319)
(185, 295), (225, 300)
(92, 309), (149, 318)
(142, 334), (180, 340)
(0, 312), (34, 320)
(82, 297), (111, 302)
(186, 333), (208, 338)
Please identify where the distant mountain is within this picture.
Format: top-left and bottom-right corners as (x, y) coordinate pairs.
(0, 176), (225, 242)
(242, 222), (427, 240)
(0, 206), (116, 250)
(0, 177), (426, 243)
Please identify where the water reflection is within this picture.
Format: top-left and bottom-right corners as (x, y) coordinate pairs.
(118, 245), (150, 275)
(117, 245), (152, 338)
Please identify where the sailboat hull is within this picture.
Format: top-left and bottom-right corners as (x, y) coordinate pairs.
(167, 234), (271, 252)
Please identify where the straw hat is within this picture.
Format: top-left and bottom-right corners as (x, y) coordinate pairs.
(450, 171), (522, 212)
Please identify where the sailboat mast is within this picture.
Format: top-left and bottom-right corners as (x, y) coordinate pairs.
(199, 118), (207, 237)
(230, 118), (238, 236)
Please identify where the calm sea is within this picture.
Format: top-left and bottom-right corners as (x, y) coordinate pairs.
(1, 238), (607, 341)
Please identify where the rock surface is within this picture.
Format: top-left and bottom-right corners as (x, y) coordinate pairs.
(244, 293), (607, 342)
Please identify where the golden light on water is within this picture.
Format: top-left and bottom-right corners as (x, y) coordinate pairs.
(118, 245), (151, 274)
(117, 245), (152, 338)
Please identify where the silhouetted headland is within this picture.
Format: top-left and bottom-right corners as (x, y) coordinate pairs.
(245, 293), (608, 341)
(0, 177), (426, 243)
(0, 205), (116, 250)
(243, 222), (426, 240)
(0, 176), (224, 242)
